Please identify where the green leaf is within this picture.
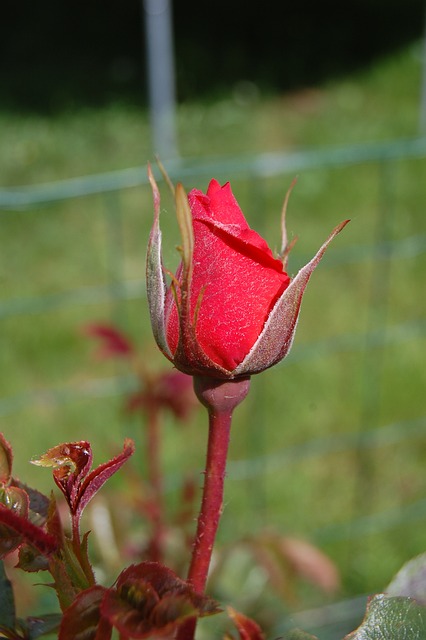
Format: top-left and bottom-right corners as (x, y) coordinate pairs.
(175, 182), (194, 274)
(345, 594), (426, 639)
(48, 548), (83, 611)
(17, 543), (50, 572)
(0, 560), (16, 630)
(146, 164), (172, 358)
(386, 553), (426, 605)
(282, 631), (319, 640)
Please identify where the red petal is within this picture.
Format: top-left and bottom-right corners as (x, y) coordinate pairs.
(166, 182), (290, 371)
(192, 181), (285, 271)
(235, 219), (350, 376)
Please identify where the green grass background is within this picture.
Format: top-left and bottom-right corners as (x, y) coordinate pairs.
(1, 43), (426, 637)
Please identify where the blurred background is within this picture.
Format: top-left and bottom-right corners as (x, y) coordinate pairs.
(1, 1), (426, 638)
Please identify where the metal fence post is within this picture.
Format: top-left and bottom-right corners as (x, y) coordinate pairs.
(420, 4), (426, 133)
(142, 0), (179, 160)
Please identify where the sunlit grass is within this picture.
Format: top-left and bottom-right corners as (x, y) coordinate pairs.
(1, 41), (426, 630)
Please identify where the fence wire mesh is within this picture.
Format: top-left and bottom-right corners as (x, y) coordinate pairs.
(1, 138), (426, 637)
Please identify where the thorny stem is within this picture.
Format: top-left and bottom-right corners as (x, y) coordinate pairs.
(186, 409), (231, 591)
(177, 376), (250, 640)
(71, 515), (96, 586)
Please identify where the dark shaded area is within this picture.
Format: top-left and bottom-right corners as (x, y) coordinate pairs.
(1, 0), (143, 112)
(1, 0), (424, 113)
(176, 0), (425, 98)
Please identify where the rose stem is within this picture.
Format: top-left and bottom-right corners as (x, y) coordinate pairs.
(71, 514), (96, 586)
(177, 376), (250, 640)
(145, 404), (165, 562)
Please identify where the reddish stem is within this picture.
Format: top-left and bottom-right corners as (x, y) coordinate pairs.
(71, 515), (96, 586)
(145, 405), (165, 562)
(188, 407), (231, 591)
(177, 375), (250, 640)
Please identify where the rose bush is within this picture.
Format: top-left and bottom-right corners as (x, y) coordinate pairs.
(147, 169), (348, 380)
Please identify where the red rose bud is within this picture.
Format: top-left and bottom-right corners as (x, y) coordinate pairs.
(146, 166), (349, 379)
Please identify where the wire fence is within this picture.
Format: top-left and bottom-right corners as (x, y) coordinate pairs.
(1, 137), (426, 638)
(2, 136), (426, 210)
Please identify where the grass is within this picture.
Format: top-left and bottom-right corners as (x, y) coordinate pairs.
(1, 41), (426, 636)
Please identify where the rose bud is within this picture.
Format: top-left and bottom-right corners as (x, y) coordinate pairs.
(146, 166), (348, 379)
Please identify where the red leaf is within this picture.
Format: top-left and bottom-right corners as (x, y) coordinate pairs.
(84, 324), (134, 359)
(0, 487), (30, 557)
(0, 505), (57, 558)
(0, 523), (23, 558)
(101, 562), (220, 638)
(45, 494), (64, 544)
(114, 562), (219, 612)
(59, 585), (112, 640)
(33, 440), (135, 527)
(101, 581), (163, 638)
(277, 537), (340, 594)
(0, 433), (13, 485)
(227, 607), (265, 640)
(32, 441), (93, 514)
(150, 594), (198, 625)
(127, 370), (197, 423)
(114, 562), (188, 599)
(75, 438), (135, 519)
(11, 479), (50, 523)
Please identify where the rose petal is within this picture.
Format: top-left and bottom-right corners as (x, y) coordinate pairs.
(234, 219), (350, 376)
(166, 182), (290, 371)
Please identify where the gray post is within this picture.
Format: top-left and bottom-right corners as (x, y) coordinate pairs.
(143, 0), (179, 159)
(420, 6), (426, 134)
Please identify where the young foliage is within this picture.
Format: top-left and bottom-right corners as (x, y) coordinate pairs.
(32, 439), (135, 527)
(59, 562), (220, 640)
(0, 434), (57, 560)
